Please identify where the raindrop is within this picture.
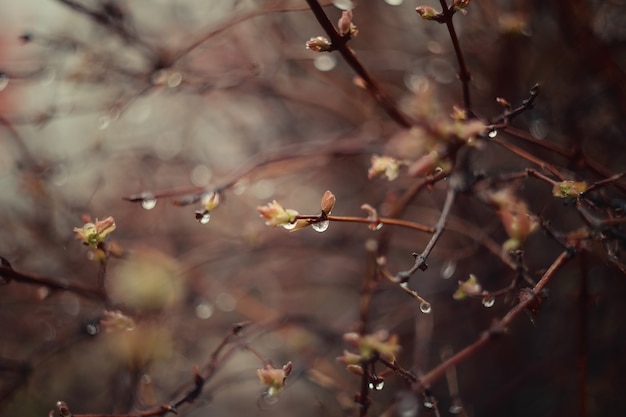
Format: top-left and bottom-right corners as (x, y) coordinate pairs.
(369, 380), (384, 391)
(449, 404), (463, 414)
(216, 292), (236, 312)
(314, 55), (336, 72)
(190, 164), (212, 186)
(232, 179), (249, 195)
(482, 296), (495, 308)
(332, 0), (354, 10)
(311, 220), (330, 233)
(195, 210), (211, 224)
(141, 197), (157, 210)
(420, 302), (432, 314)
(167, 72), (183, 88)
(400, 282), (409, 290)
(488, 130), (498, 138)
(259, 391), (280, 409)
(424, 400), (434, 409)
(530, 118), (549, 139)
(440, 259), (456, 279)
(369, 222), (383, 231)
(0, 73), (9, 91)
(282, 221), (297, 230)
(195, 300), (214, 319)
(85, 323), (99, 336)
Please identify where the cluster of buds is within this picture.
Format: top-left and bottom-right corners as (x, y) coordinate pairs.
(552, 180), (587, 199)
(337, 10), (358, 37)
(257, 361), (293, 397)
(485, 188), (538, 251)
(100, 310), (136, 332)
(339, 330), (400, 365)
(73, 215), (116, 249)
(257, 191), (335, 232)
(257, 200), (299, 228)
(305, 36), (332, 52)
(306, 9), (358, 52)
(194, 191), (222, 224)
(453, 274), (483, 300)
(416, 0), (471, 21)
(368, 155), (402, 181)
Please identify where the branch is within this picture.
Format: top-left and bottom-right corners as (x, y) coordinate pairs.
(396, 186), (457, 281)
(0, 263), (105, 302)
(305, 0), (413, 128)
(438, 0), (472, 113)
(414, 250), (573, 391)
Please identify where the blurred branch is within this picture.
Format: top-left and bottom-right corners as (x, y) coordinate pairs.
(0, 263), (105, 302)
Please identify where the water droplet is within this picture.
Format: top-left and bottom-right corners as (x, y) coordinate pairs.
(424, 400), (434, 409)
(488, 130), (498, 138)
(368, 222), (383, 231)
(400, 282), (409, 290)
(259, 391), (280, 409)
(370, 378), (385, 391)
(482, 296), (495, 308)
(530, 118), (548, 139)
(141, 194), (158, 210)
(0, 73), (9, 91)
(311, 220), (330, 233)
(420, 302), (432, 314)
(332, 0), (354, 10)
(440, 259), (456, 279)
(195, 210), (211, 224)
(232, 179), (249, 195)
(384, 0), (403, 5)
(314, 54), (337, 72)
(216, 292), (236, 312)
(195, 300), (214, 319)
(449, 404), (463, 414)
(282, 221), (297, 230)
(85, 323), (99, 336)
(190, 164), (212, 186)
(167, 72), (183, 88)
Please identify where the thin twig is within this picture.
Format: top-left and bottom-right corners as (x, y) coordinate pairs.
(396, 187), (457, 281)
(438, 1), (472, 112)
(305, 0), (413, 128)
(414, 250), (572, 392)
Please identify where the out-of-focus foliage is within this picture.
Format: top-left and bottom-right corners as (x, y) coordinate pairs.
(0, 1), (625, 416)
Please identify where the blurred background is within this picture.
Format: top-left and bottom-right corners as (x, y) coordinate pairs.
(1, 0), (625, 416)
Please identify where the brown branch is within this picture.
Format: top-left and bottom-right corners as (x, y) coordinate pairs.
(414, 250), (573, 392)
(396, 186), (457, 281)
(305, 0), (413, 128)
(438, 0), (472, 113)
(0, 264), (105, 302)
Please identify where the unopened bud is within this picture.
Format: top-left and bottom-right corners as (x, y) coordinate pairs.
(306, 36), (332, 52)
(416, 6), (439, 20)
(320, 190), (336, 215)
